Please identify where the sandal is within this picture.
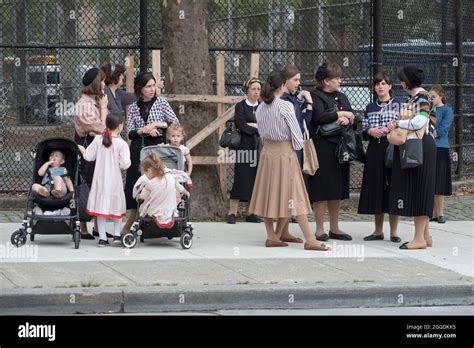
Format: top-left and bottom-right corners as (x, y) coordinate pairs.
(265, 239), (288, 248)
(399, 241), (427, 250)
(280, 235), (304, 243)
(304, 242), (330, 251)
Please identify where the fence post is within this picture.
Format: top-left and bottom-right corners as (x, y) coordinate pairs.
(455, 0), (464, 177)
(216, 55), (227, 197)
(152, 50), (161, 95)
(372, 0), (383, 78)
(139, 0), (148, 73)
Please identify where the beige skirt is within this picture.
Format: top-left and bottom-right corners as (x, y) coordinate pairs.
(248, 140), (311, 218)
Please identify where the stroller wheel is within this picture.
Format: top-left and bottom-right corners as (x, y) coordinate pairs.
(180, 232), (193, 249)
(122, 232), (137, 249)
(74, 230), (81, 249)
(11, 230), (27, 247)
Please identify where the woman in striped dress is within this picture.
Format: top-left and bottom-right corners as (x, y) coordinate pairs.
(248, 71), (329, 251)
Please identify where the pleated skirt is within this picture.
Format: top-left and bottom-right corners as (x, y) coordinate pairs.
(307, 136), (350, 203)
(388, 134), (436, 217)
(248, 140), (311, 218)
(434, 147), (453, 196)
(358, 138), (391, 215)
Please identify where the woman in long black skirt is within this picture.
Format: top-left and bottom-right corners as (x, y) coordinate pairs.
(358, 72), (401, 243)
(387, 64), (436, 250)
(429, 85), (454, 224)
(226, 78), (262, 224)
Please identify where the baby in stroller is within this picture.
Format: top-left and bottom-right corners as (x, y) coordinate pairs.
(31, 150), (74, 199)
(134, 153), (190, 228)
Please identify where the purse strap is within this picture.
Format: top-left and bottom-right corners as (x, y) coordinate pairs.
(303, 120), (310, 140)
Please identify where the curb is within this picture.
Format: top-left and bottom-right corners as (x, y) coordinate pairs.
(0, 283), (471, 314)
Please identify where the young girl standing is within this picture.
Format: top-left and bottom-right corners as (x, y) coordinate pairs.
(78, 112), (131, 247)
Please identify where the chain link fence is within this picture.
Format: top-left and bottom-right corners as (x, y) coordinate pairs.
(0, 0), (473, 194)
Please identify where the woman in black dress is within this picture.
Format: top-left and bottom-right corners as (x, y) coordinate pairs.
(226, 78), (262, 224)
(387, 64), (436, 250)
(308, 62), (356, 241)
(121, 73), (179, 234)
(358, 72), (401, 243)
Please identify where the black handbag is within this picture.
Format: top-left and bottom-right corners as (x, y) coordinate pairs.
(336, 125), (365, 164)
(400, 138), (423, 169)
(318, 121), (344, 137)
(385, 144), (395, 168)
(219, 121), (241, 149)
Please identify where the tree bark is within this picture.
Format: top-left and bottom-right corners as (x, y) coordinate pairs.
(161, 0), (226, 218)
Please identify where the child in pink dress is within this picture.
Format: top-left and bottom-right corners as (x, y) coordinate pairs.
(78, 112), (131, 247)
(133, 154), (190, 228)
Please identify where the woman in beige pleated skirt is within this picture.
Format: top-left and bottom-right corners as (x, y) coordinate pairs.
(248, 71), (329, 251)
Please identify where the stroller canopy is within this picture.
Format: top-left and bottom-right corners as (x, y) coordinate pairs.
(140, 146), (185, 171)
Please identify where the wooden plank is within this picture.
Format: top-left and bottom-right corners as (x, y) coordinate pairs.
(152, 50), (161, 95)
(125, 55), (134, 93)
(186, 106), (235, 150)
(216, 54), (227, 196)
(250, 53), (260, 78)
(192, 156), (219, 165)
(162, 94), (244, 104)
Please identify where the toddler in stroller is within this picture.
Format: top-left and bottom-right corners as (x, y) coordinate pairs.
(11, 138), (82, 249)
(121, 146), (194, 249)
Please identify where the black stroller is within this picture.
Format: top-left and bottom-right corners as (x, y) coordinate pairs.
(10, 138), (82, 249)
(121, 146), (194, 249)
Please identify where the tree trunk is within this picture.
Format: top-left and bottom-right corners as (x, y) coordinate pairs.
(161, 0), (226, 218)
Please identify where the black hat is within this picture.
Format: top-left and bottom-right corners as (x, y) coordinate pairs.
(315, 63), (327, 81)
(399, 64), (425, 87)
(82, 67), (99, 86)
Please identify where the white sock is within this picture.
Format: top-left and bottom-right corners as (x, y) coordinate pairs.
(97, 217), (107, 241)
(113, 218), (122, 237)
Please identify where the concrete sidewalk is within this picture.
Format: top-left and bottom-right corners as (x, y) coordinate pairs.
(0, 220), (472, 314)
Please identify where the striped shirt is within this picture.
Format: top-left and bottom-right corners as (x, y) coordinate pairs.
(255, 98), (304, 151)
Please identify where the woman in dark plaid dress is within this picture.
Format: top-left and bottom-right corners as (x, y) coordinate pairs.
(358, 72), (401, 243)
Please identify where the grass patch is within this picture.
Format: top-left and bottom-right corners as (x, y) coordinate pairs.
(32, 285), (43, 288)
(237, 281), (250, 285)
(315, 280), (324, 283)
(80, 278), (100, 287)
(152, 283), (161, 286)
(55, 284), (78, 288)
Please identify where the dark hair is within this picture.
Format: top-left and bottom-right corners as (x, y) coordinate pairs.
(134, 72), (156, 99)
(102, 112), (124, 148)
(398, 64), (425, 89)
(140, 153), (165, 178)
(101, 63), (126, 85)
(315, 62), (342, 90)
(373, 71), (393, 97)
(261, 71), (286, 104)
(430, 84), (447, 104)
(81, 68), (106, 97)
(280, 65), (300, 80)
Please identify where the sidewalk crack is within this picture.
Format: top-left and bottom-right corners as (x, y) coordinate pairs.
(99, 261), (139, 286)
(0, 271), (19, 288)
(209, 260), (257, 281)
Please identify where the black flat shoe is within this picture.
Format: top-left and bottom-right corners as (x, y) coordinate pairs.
(80, 233), (95, 240)
(245, 214), (262, 223)
(329, 231), (352, 241)
(364, 233), (384, 241)
(429, 217), (438, 222)
(92, 228), (113, 238)
(315, 233), (329, 241)
(226, 214), (236, 224)
(290, 217), (298, 223)
(437, 216), (446, 224)
(390, 236), (402, 243)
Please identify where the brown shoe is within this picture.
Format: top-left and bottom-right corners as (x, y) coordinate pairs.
(304, 242), (330, 251)
(37, 187), (50, 197)
(399, 241), (427, 250)
(51, 189), (63, 199)
(265, 239), (288, 247)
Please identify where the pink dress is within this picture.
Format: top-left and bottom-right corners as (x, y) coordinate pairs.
(84, 135), (131, 218)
